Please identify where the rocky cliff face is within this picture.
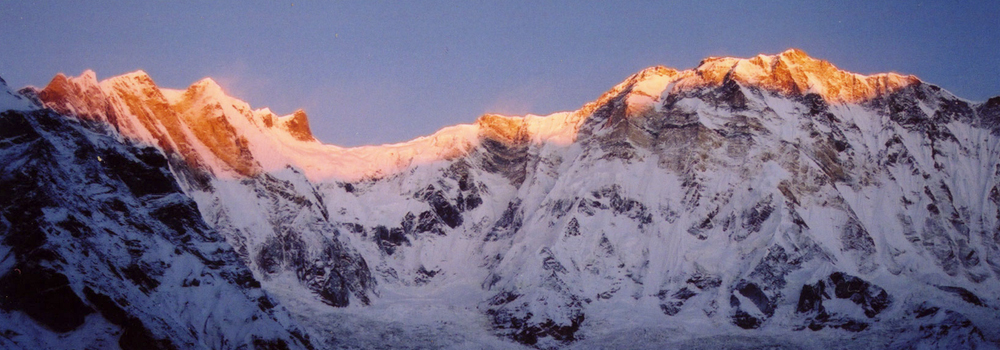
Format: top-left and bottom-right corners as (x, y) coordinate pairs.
(0, 78), (314, 349)
(12, 49), (1000, 349)
(27, 70), (378, 311)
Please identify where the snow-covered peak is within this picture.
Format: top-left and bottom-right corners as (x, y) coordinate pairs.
(277, 109), (316, 142)
(98, 70), (163, 103)
(683, 49), (920, 103)
(79, 69), (98, 83)
(42, 71), (99, 94)
(169, 77), (231, 109)
(570, 50), (928, 132)
(171, 77), (243, 117)
(0, 75), (37, 112)
(47, 69), (101, 90)
(24, 50), (946, 182)
(187, 77), (226, 99)
(13, 52), (1000, 348)
(476, 114), (528, 143)
(31, 69), (584, 182)
(581, 65), (679, 113)
(476, 112), (582, 147)
(104, 69), (155, 86)
(159, 88), (185, 104)
(632, 65), (679, 83)
(33, 71), (110, 121)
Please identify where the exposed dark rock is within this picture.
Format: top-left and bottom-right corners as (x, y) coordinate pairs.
(730, 295), (762, 330)
(228, 270), (262, 289)
(836, 320), (869, 332)
(583, 185), (654, 227)
(83, 286), (129, 326)
(100, 148), (179, 197)
(801, 93), (828, 116)
(686, 273), (722, 290)
(936, 285), (984, 306)
(414, 265), (440, 285)
(714, 79), (749, 110)
(9, 54), (1000, 349)
(840, 218), (877, 271)
(541, 248), (568, 274)
(121, 263), (162, 294)
(257, 295), (276, 311)
(565, 217), (581, 237)
(253, 337), (292, 350)
(0, 111), (42, 145)
(736, 281), (774, 317)
(673, 287), (697, 301)
(464, 191), (483, 211)
(283, 109), (315, 142)
(976, 96), (1000, 134)
(657, 287), (698, 316)
(256, 235), (288, 275)
(373, 225), (409, 255)
(342, 222), (364, 234)
(0, 263), (93, 333)
(906, 309), (987, 347)
(914, 304), (940, 319)
(576, 197), (600, 217)
(416, 185), (463, 228)
(739, 195), (774, 240)
(497, 310), (585, 346)
(318, 241), (373, 307)
(796, 272), (893, 332)
(486, 199), (523, 241)
(317, 271), (350, 307)
(687, 208), (716, 240)
(796, 281), (827, 314)
(748, 245), (800, 292)
(488, 291), (521, 307)
(1, 207), (50, 260)
(486, 285), (586, 347)
(82, 285), (179, 349)
(0, 99), (328, 348)
(444, 160), (485, 213)
(659, 301), (683, 316)
(476, 114), (530, 186)
(414, 210), (445, 235)
(401, 212), (416, 234)
(149, 199), (206, 239)
(829, 272), (891, 318)
(550, 199), (574, 219)
(56, 213), (92, 238)
(118, 319), (178, 350)
(936, 97), (975, 124)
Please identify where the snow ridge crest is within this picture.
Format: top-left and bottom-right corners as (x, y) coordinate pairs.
(25, 50), (933, 182)
(687, 48), (920, 103)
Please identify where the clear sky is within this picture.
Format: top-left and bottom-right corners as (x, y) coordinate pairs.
(2, 1), (998, 146)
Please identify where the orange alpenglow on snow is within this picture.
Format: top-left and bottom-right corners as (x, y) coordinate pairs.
(33, 49), (923, 182)
(677, 49), (920, 104)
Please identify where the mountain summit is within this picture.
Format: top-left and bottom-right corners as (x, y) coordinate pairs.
(28, 49), (929, 183)
(689, 48), (919, 103)
(4, 50), (1000, 349)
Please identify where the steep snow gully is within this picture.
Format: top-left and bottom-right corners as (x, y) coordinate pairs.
(3, 49), (1000, 349)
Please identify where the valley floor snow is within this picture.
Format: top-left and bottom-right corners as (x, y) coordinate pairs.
(264, 273), (531, 349)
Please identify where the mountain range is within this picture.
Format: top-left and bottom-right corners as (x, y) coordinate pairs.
(2, 49), (999, 349)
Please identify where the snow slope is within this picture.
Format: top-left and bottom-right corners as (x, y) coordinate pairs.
(22, 49), (1000, 349)
(0, 81), (314, 349)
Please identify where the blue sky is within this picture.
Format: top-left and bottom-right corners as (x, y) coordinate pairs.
(2, 1), (998, 146)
